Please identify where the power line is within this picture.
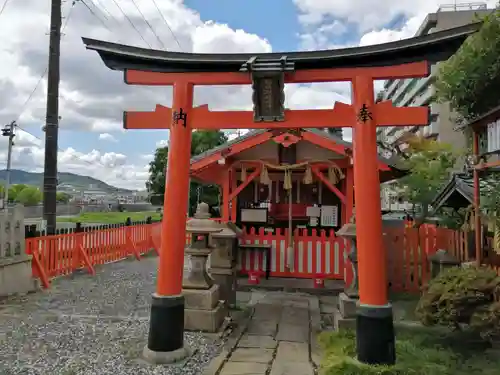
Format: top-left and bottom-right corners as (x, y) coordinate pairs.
(93, 0), (122, 28)
(109, 0), (152, 48)
(78, 0), (113, 33)
(129, 0), (166, 49)
(150, 0), (183, 51)
(0, 0), (11, 18)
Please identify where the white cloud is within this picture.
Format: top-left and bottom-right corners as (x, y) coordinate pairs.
(293, 0), (498, 31)
(155, 139), (169, 148)
(0, 0), (286, 189)
(98, 133), (118, 142)
(3, 0), (486, 190)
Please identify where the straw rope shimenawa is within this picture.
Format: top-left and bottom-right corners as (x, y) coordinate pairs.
(238, 160), (345, 187)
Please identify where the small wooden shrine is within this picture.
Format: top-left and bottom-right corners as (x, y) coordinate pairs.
(190, 128), (404, 232)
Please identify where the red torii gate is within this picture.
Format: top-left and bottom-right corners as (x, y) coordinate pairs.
(83, 22), (477, 366)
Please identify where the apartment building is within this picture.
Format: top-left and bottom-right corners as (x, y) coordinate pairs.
(378, 3), (494, 212)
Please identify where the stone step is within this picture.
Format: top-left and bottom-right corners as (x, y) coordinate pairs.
(333, 308), (357, 331)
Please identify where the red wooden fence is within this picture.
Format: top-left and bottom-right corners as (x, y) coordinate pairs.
(236, 225), (477, 294)
(26, 223), (162, 289)
(238, 227), (347, 280)
(24, 219), (496, 294)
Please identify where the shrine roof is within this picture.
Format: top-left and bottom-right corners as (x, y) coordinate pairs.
(82, 23), (479, 73)
(190, 129), (267, 163)
(430, 172), (498, 211)
(190, 128), (405, 171)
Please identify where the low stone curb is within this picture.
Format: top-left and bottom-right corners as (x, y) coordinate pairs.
(203, 307), (254, 375)
(308, 296), (322, 333)
(310, 330), (322, 369)
(308, 296), (323, 371)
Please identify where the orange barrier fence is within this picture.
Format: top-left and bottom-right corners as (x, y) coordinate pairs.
(384, 226), (499, 293)
(24, 219), (497, 293)
(26, 223), (162, 288)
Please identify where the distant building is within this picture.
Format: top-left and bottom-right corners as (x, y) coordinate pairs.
(377, 3), (495, 213)
(56, 183), (146, 205)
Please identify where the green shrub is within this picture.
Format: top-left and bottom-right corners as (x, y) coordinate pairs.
(415, 266), (500, 336)
(470, 301), (500, 341)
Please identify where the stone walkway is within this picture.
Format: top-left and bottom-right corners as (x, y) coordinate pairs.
(208, 291), (321, 375)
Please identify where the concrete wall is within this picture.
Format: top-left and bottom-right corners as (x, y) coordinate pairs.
(0, 205), (37, 297)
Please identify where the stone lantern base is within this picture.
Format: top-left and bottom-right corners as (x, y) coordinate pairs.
(182, 250), (227, 332)
(333, 292), (358, 331)
(183, 285), (226, 332)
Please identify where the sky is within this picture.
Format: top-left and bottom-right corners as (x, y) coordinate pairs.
(0, 0), (497, 190)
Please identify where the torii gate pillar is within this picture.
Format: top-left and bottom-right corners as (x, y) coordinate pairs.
(351, 76), (394, 364)
(143, 82), (193, 363)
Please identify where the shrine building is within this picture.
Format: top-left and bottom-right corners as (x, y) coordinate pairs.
(190, 127), (405, 281)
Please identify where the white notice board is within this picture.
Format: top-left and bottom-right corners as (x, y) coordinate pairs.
(306, 206), (321, 217)
(320, 205), (338, 227)
(241, 208), (268, 223)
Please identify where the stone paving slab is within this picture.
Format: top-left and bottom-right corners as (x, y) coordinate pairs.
(252, 304), (282, 321)
(246, 319), (278, 336)
(270, 361), (314, 375)
(275, 342), (310, 362)
(230, 348), (274, 363)
(219, 362), (268, 375)
(281, 308), (310, 323)
(276, 323), (310, 342)
(238, 334), (278, 349)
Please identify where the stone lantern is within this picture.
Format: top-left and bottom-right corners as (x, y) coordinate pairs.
(333, 210), (359, 330)
(182, 202), (227, 332)
(210, 222), (241, 308)
(336, 212), (359, 299)
(428, 249), (460, 279)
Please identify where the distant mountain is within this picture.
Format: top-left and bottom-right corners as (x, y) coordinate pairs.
(0, 169), (134, 194)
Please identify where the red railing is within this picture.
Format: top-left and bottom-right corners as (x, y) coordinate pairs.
(237, 225), (491, 294)
(26, 223), (162, 289)
(238, 227), (347, 281)
(24, 219), (497, 294)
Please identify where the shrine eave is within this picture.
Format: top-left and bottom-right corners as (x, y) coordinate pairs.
(81, 23), (479, 74)
(190, 128), (407, 181)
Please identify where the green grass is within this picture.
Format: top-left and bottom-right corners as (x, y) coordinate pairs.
(57, 211), (161, 224)
(318, 326), (500, 375)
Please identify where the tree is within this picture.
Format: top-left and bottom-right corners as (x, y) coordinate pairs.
(435, 11), (500, 121)
(393, 136), (457, 226)
(14, 186), (43, 206)
(8, 184), (28, 202)
(146, 130), (228, 213)
(146, 147), (168, 206)
(56, 192), (71, 203)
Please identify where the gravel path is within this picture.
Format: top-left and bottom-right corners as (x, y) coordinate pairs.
(0, 257), (224, 375)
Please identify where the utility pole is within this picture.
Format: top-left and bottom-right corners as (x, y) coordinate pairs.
(2, 121), (15, 212)
(43, 0), (62, 235)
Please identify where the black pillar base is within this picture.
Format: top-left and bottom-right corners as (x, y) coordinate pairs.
(147, 293), (185, 352)
(356, 303), (396, 365)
